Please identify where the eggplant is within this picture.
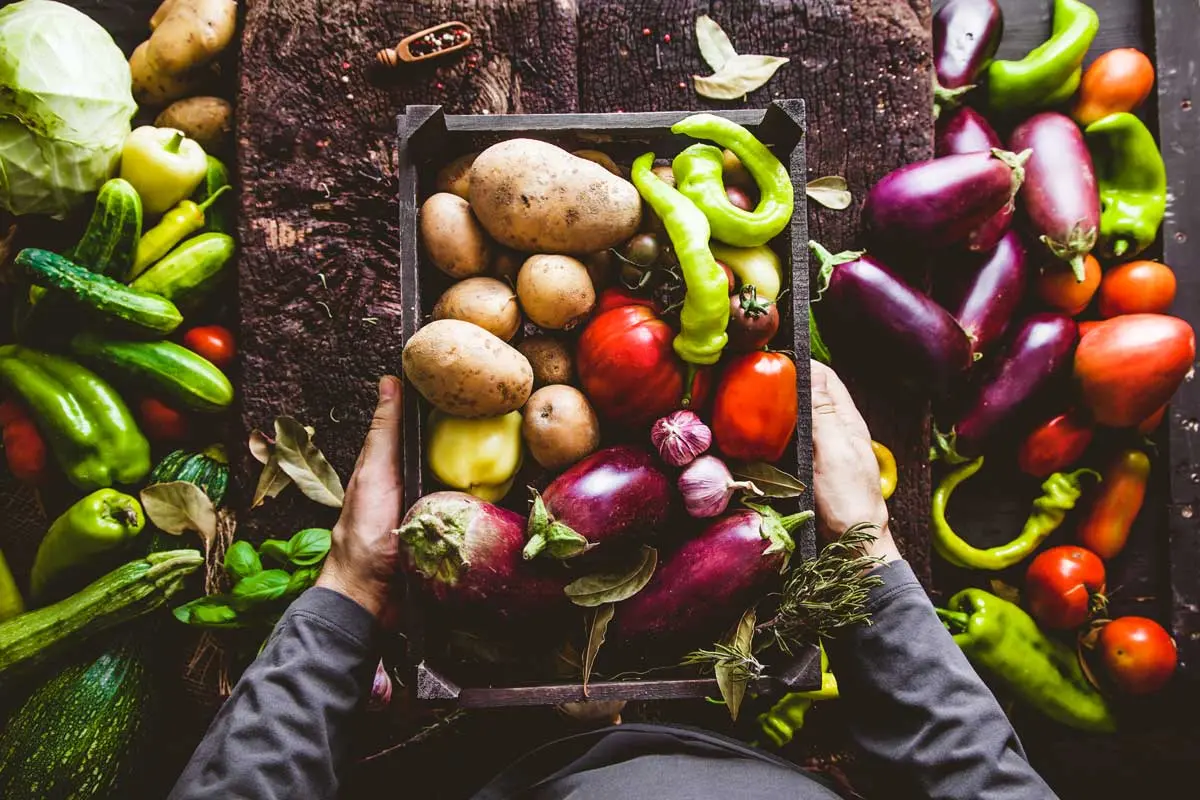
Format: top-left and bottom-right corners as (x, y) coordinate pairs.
(862, 149), (1029, 255)
(524, 445), (672, 560)
(936, 107), (1012, 251)
(396, 492), (568, 620)
(938, 313), (1079, 461)
(811, 241), (972, 394)
(1010, 112), (1100, 281)
(940, 231), (1029, 360)
(934, 0), (1003, 106)
(616, 507), (799, 644)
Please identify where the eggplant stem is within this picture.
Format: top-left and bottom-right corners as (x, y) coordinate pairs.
(779, 509), (815, 532)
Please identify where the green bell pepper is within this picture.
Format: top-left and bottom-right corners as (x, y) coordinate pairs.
(987, 0), (1098, 113)
(31, 489), (145, 600)
(1085, 112), (1167, 259)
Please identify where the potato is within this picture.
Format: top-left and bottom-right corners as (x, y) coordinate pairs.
(155, 96), (233, 153)
(516, 254), (595, 331)
(573, 149), (621, 176)
(402, 319), (533, 417)
(468, 139), (642, 254)
(420, 193), (492, 279)
(435, 152), (478, 199)
(517, 336), (573, 388)
(522, 385), (601, 470)
(130, 41), (208, 107)
(432, 277), (521, 341)
(147, 0), (238, 76)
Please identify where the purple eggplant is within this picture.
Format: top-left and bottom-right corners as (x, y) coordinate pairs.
(941, 231), (1029, 359)
(934, 0), (1004, 110)
(936, 107), (1013, 251)
(811, 241), (972, 394)
(616, 505), (805, 644)
(863, 149), (1029, 255)
(396, 492), (568, 620)
(938, 313), (1079, 461)
(1010, 112), (1100, 281)
(523, 445), (672, 560)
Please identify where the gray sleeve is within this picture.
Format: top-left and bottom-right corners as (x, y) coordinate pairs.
(825, 560), (1057, 800)
(168, 587), (378, 800)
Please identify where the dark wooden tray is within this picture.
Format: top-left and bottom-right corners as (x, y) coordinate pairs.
(395, 101), (819, 706)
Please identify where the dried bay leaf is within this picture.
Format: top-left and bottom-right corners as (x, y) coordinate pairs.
(806, 176), (853, 210)
(694, 54), (789, 100)
(715, 608), (757, 721)
(730, 462), (806, 498)
(274, 416), (345, 508)
(695, 14), (737, 72)
(248, 429), (273, 465)
(564, 546), (657, 607)
(142, 481), (218, 546)
(582, 603), (615, 694)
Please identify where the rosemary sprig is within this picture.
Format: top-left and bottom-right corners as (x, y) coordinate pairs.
(681, 643), (764, 683)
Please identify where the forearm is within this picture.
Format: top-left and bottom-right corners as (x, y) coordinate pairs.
(825, 560), (1057, 800)
(169, 588), (378, 800)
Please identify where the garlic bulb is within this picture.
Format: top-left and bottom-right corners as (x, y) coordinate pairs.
(678, 455), (763, 518)
(650, 410), (712, 467)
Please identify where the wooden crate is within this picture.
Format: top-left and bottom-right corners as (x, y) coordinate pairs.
(395, 101), (821, 706)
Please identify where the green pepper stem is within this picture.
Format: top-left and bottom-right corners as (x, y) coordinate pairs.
(1112, 238), (1129, 257)
(681, 364), (697, 406)
(164, 131), (185, 154)
(196, 184), (232, 213)
(1069, 253), (1088, 283)
(935, 608), (970, 630)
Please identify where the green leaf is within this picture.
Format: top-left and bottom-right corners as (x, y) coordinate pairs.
(582, 604), (615, 696)
(224, 540), (262, 582)
(809, 308), (833, 365)
(274, 417), (345, 508)
(287, 527), (332, 566)
(173, 594), (243, 628)
(259, 539), (291, 565)
(715, 608), (757, 721)
(564, 546), (658, 608)
(286, 566), (321, 597)
(695, 14), (737, 72)
(729, 462), (806, 498)
(805, 176), (852, 210)
(232, 569), (291, 609)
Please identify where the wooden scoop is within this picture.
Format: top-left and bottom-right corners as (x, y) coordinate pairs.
(378, 21), (473, 66)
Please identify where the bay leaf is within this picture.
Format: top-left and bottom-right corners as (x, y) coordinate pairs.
(730, 462), (806, 498)
(248, 429), (273, 465)
(806, 176), (852, 210)
(715, 608), (756, 721)
(274, 417), (345, 508)
(252, 457), (292, 508)
(695, 14), (737, 72)
(694, 54), (789, 100)
(582, 603), (615, 695)
(989, 578), (1021, 605)
(141, 481), (218, 546)
(564, 546), (657, 607)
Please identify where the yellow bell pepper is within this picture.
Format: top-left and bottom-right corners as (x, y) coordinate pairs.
(427, 410), (523, 502)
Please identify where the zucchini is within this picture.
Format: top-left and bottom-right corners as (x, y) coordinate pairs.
(67, 178), (144, 277)
(16, 249), (183, 335)
(70, 332), (234, 413)
(0, 635), (152, 800)
(0, 549), (201, 685)
(130, 232), (234, 312)
(192, 155), (234, 234)
(149, 445), (230, 506)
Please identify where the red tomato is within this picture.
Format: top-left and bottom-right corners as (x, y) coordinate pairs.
(594, 287), (657, 316)
(576, 306), (708, 427)
(712, 351), (797, 461)
(1077, 449), (1150, 560)
(1074, 313), (1195, 427)
(1025, 546), (1106, 630)
(182, 325), (236, 369)
(1077, 319), (1104, 340)
(139, 397), (191, 442)
(1137, 403), (1167, 435)
(1073, 49), (1156, 126)
(1035, 255), (1100, 316)
(1098, 616), (1177, 695)
(0, 400), (48, 484)
(1017, 411), (1094, 478)
(716, 260), (737, 294)
(1098, 260), (1176, 318)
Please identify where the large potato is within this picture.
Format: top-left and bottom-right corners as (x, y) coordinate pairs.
(155, 96), (233, 153)
(147, 0), (238, 75)
(420, 193), (492, 279)
(468, 139), (642, 254)
(432, 277), (521, 341)
(402, 319), (533, 417)
(130, 41), (208, 107)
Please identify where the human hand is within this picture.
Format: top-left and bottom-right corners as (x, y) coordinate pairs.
(810, 361), (901, 564)
(316, 375), (403, 618)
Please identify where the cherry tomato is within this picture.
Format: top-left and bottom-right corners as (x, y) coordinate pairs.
(1073, 49), (1156, 126)
(1017, 411), (1094, 478)
(1025, 546), (1106, 630)
(1077, 449), (1150, 560)
(139, 397), (191, 442)
(727, 285), (779, 351)
(1035, 254), (1100, 316)
(716, 259), (737, 294)
(0, 400), (48, 484)
(1098, 260), (1176, 318)
(183, 325), (236, 370)
(725, 185), (755, 212)
(1098, 616), (1177, 695)
(623, 233), (661, 267)
(712, 351), (797, 461)
(1137, 403), (1167, 435)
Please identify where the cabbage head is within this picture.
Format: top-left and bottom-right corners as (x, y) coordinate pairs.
(0, 0), (137, 218)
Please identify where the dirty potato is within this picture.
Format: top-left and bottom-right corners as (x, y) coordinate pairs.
(435, 152), (478, 199)
(420, 192), (492, 279)
(468, 139), (642, 254)
(517, 336), (573, 388)
(432, 277), (521, 341)
(147, 0), (238, 75)
(402, 319), (533, 417)
(130, 41), (207, 106)
(155, 96), (233, 153)
(521, 385), (601, 470)
(516, 254), (596, 331)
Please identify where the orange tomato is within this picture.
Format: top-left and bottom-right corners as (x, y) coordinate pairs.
(1035, 255), (1100, 316)
(1073, 49), (1155, 126)
(1077, 449), (1150, 560)
(1098, 260), (1176, 318)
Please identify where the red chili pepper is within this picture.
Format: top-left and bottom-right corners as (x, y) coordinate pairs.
(1018, 411), (1094, 478)
(1077, 449), (1150, 560)
(0, 400), (48, 484)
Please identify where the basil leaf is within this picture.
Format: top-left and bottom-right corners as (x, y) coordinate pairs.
(173, 595), (243, 628)
(286, 566), (321, 597)
(224, 540), (262, 582)
(232, 569), (291, 609)
(259, 539), (291, 565)
(287, 528), (332, 566)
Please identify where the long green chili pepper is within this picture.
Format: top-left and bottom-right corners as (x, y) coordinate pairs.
(630, 152), (729, 366)
(129, 185), (232, 280)
(938, 589), (1116, 732)
(1084, 112), (1167, 259)
(932, 456), (1100, 570)
(670, 114), (794, 247)
(986, 0), (1098, 113)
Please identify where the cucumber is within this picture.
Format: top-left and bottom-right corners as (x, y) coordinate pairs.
(67, 178), (143, 277)
(192, 155), (234, 234)
(130, 232), (234, 312)
(16, 249), (183, 335)
(70, 332), (234, 413)
(149, 445), (230, 506)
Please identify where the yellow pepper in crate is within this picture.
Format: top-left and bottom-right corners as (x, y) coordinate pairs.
(427, 410), (522, 502)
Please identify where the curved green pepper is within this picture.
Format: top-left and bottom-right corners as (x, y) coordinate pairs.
(987, 0), (1098, 113)
(932, 456), (1099, 570)
(630, 152), (729, 366)
(31, 489), (145, 600)
(1084, 112), (1167, 259)
(939, 589), (1116, 732)
(757, 644), (839, 747)
(670, 115), (794, 247)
